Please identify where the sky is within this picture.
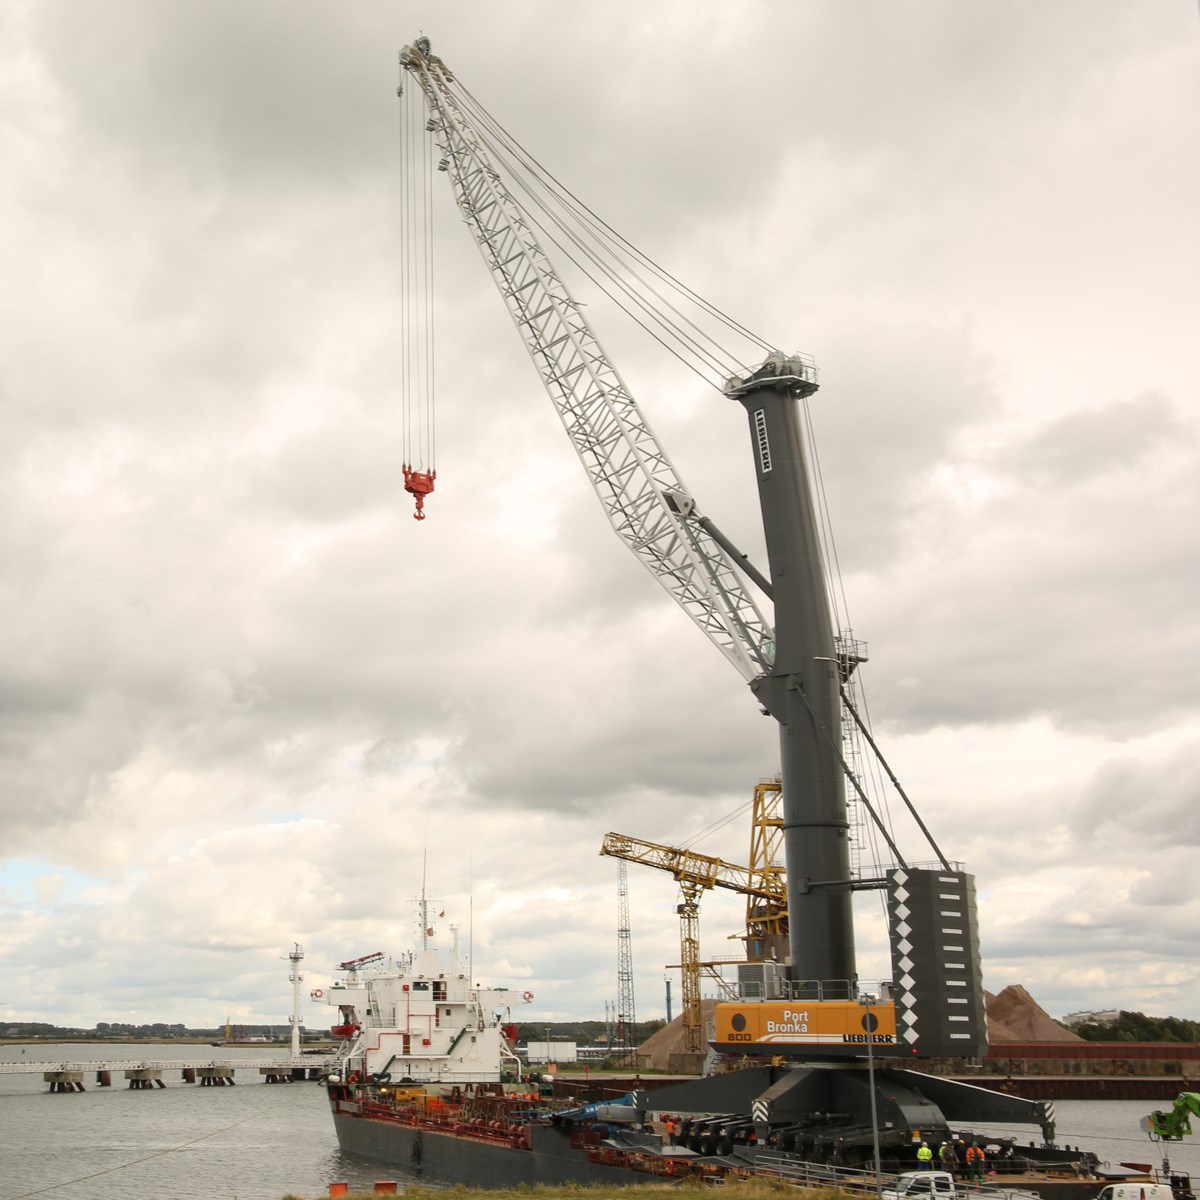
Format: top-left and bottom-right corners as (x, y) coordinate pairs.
(1, 1), (1198, 1035)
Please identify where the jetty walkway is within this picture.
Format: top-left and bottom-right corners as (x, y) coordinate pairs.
(0, 1054), (344, 1090)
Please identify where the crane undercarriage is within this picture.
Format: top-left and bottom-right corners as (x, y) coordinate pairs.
(637, 1064), (1068, 1172)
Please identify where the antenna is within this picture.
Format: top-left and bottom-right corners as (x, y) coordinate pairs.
(420, 844), (429, 952)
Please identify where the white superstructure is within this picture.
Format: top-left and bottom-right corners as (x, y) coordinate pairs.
(316, 915), (529, 1085)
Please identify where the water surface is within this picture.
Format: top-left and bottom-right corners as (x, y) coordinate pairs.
(2, 1045), (1196, 1199)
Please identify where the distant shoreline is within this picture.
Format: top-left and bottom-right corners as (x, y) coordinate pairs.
(0, 1037), (314, 1047)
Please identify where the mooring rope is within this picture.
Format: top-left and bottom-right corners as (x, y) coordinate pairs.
(5, 1107), (269, 1199)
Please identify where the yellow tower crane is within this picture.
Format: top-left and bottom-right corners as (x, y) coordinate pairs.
(600, 779), (787, 1055)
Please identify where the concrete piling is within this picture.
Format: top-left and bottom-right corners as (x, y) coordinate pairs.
(44, 1071), (85, 1093)
(124, 1069), (165, 1089)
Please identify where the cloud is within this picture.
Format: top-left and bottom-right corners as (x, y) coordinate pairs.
(1, 1), (1198, 1031)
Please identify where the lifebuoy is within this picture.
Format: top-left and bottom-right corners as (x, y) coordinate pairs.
(310, 988), (324, 999)
(522, 991), (534, 1001)
(348, 1072), (360, 1085)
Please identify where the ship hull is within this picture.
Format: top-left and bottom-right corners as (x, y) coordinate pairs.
(331, 1105), (655, 1187)
(332, 1099), (1143, 1200)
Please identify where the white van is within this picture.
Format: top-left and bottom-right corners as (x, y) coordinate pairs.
(1095, 1185), (1174, 1200)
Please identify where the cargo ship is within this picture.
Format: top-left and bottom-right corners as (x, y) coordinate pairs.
(316, 904), (701, 1186)
(316, 915), (1150, 1197)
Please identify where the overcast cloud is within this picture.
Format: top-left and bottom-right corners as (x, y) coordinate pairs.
(2, 1), (1198, 1032)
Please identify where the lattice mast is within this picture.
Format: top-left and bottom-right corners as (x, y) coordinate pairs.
(676, 883), (703, 1053)
(615, 859), (637, 1067)
(746, 778), (788, 962)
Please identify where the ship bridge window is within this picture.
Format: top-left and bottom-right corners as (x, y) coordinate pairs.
(413, 981), (430, 992)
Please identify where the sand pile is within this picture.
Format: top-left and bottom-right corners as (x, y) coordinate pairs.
(638, 999), (720, 1072)
(986, 983), (1082, 1042)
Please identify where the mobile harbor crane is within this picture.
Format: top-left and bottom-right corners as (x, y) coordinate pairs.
(398, 36), (1073, 1168)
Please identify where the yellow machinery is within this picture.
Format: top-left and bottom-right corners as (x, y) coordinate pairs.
(713, 997), (897, 1055)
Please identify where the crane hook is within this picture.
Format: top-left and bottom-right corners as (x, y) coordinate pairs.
(403, 465), (436, 521)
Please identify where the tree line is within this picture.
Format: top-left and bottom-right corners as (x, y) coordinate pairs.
(1072, 1011), (1200, 1043)
(2, 1018), (670, 1043)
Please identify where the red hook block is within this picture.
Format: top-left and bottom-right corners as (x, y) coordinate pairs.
(402, 465), (436, 521)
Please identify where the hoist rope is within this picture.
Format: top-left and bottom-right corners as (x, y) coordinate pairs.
(459, 98), (731, 379)
(799, 396), (907, 881)
(397, 78), (436, 473)
(397, 88), (411, 464)
(679, 797), (755, 854)
(424, 95), (436, 470)
(451, 82), (773, 389)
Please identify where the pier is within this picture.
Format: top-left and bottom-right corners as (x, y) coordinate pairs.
(0, 1055), (342, 1091)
